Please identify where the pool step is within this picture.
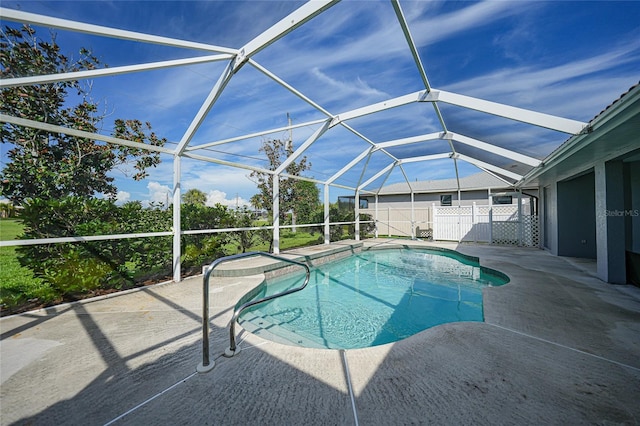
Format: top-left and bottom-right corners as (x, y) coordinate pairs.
(239, 308), (329, 349)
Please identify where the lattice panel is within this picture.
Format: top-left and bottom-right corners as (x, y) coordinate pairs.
(522, 215), (540, 247)
(416, 227), (433, 240)
(436, 206), (473, 216)
(491, 205), (518, 220)
(491, 215), (539, 247)
(492, 221), (519, 245)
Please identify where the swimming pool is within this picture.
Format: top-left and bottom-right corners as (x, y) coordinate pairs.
(237, 248), (508, 350)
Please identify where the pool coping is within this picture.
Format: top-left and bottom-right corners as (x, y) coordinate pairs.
(210, 241), (363, 277)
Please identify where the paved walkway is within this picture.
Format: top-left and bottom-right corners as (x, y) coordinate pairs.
(1, 240), (640, 425)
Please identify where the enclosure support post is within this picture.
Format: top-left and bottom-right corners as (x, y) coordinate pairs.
(324, 184), (330, 244)
(355, 190), (360, 241)
(410, 191), (415, 240)
(172, 155), (182, 282)
(488, 188), (493, 244)
(273, 176), (280, 254)
(374, 194), (379, 238)
(517, 190), (523, 246)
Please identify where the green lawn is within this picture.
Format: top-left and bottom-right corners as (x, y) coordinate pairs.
(0, 220), (322, 314)
(0, 219), (55, 313)
(0, 218), (24, 241)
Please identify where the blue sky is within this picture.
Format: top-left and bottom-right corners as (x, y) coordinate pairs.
(1, 0), (639, 207)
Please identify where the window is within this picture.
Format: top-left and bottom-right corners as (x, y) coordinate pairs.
(337, 196), (368, 210)
(493, 195), (513, 204)
(440, 194), (452, 206)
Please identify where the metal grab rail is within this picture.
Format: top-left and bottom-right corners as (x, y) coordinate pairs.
(197, 251), (310, 373)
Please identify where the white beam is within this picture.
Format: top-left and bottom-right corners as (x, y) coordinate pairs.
(390, 0), (448, 132)
(273, 178), (280, 254)
(327, 147), (373, 184)
(356, 150), (374, 188)
(355, 190), (360, 241)
(172, 156), (182, 282)
(0, 114), (173, 154)
(174, 60), (235, 154)
(378, 162), (403, 194)
(449, 132), (542, 167)
(234, 1), (339, 70)
(455, 154), (523, 181)
(0, 54), (233, 88)
(359, 162), (396, 190)
(250, 59), (399, 162)
(0, 8), (236, 54)
(477, 167), (517, 187)
(399, 153), (451, 164)
(249, 60), (334, 118)
(324, 184), (330, 244)
(375, 132), (443, 150)
(186, 118), (327, 151)
(274, 119), (331, 175)
(181, 151), (273, 175)
(331, 90), (427, 125)
(430, 89), (588, 134)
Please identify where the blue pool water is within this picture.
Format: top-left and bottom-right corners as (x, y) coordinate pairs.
(238, 248), (508, 349)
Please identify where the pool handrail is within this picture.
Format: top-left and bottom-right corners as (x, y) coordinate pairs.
(197, 251), (310, 373)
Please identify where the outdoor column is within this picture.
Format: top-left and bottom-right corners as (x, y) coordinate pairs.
(273, 176), (280, 254)
(374, 194), (379, 238)
(595, 160), (626, 283)
(517, 190), (523, 246)
(355, 190), (360, 241)
(488, 189), (493, 244)
(172, 155), (181, 282)
(324, 184), (330, 245)
(410, 191), (415, 240)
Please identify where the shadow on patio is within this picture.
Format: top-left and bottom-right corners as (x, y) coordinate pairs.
(2, 242), (640, 425)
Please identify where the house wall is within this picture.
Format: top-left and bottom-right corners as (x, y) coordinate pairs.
(542, 183), (558, 254)
(626, 162), (640, 253)
(367, 189), (529, 210)
(557, 172), (597, 258)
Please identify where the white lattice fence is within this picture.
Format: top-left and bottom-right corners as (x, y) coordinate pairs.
(491, 215), (539, 247)
(433, 206), (473, 241)
(433, 204), (491, 242)
(522, 215), (540, 247)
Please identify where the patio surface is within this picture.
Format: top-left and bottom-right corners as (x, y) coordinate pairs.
(1, 239), (640, 425)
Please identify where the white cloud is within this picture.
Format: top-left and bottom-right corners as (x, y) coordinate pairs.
(115, 191), (131, 205)
(146, 181), (172, 207)
(442, 44), (640, 121)
(311, 68), (389, 98)
(206, 189), (250, 208)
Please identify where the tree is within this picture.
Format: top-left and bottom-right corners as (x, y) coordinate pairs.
(249, 138), (311, 223)
(293, 180), (320, 224)
(183, 188), (207, 206)
(0, 24), (166, 204)
(228, 206), (265, 253)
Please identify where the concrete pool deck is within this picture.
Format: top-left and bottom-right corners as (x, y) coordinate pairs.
(1, 239), (640, 425)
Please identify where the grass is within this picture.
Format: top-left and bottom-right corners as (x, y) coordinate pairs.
(0, 219), (55, 313)
(0, 218), (24, 241)
(255, 230), (321, 252)
(0, 220), (323, 315)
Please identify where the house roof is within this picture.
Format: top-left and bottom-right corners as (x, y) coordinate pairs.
(376, 172), (519, 195)
(522, 82), (640, 185)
